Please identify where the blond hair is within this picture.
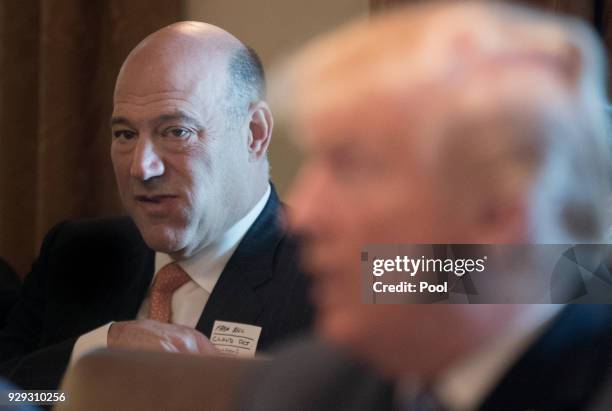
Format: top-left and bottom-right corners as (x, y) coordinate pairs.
(275, 1), (610, 241)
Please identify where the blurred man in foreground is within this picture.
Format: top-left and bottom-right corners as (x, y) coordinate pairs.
(0, 22), (312, 390)
(240, 2), (612, 410)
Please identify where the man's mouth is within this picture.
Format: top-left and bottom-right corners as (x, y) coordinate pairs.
(133, 195), (180, 215)
(134, 194), (178, 203)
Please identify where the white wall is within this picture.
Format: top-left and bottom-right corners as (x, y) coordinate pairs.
(184, 0), (369, 199)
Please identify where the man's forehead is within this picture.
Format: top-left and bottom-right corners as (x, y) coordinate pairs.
(294, 94), (416, 161)
(114, 69), (213, 104)
(114, 23), (239, 102)
(115, 53), (226, 99)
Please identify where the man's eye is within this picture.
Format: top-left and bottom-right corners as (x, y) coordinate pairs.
(164, 127), (194, 139)
(113, 130), (136, 140)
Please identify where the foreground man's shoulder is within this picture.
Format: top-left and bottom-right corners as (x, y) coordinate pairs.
(237, 337), (394, 411)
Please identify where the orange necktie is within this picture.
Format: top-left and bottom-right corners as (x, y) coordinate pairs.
(147, 262), (191, 323)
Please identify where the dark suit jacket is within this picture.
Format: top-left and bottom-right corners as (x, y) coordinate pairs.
(238, 305), (612, 411)
(0, 188), (313, 390)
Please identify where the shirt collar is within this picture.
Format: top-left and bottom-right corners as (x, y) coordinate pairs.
(154, 184), (271, 293)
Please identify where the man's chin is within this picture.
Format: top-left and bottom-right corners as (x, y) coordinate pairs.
(143, 236), (184, 254)
(317, 307), (365, 350)
(317, 310), (413, 379)
(136, 223), (187, 254)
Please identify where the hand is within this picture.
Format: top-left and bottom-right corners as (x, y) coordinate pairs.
(108, 319), (217, 355)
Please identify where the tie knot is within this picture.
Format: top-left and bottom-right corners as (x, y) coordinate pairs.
(151, 262), (191, 295)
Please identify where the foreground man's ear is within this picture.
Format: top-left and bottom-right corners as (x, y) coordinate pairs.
(465, 195), (529, 244)
(247, 101), (273, 161)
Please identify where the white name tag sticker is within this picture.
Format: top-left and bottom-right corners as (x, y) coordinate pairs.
(210, 320), (262, 357)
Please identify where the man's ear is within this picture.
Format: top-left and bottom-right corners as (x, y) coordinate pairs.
(247, 101), (273, 161)
(467, 196), (528, 243)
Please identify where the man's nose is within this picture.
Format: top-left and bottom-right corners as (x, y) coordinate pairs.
(130, 136), (164, 181)
(287, 167), (327, 235)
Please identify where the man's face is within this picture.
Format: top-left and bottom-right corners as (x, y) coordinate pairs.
(289, 92), (468, 374)
(110, 51), (249, 258)
(289, 92), (521, 378)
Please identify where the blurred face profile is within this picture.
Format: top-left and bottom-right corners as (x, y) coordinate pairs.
(288, 91), (476, 376)
(284, 1), (597, 377)
(288, 86), (537, 377)
(110, 39), (250, 259)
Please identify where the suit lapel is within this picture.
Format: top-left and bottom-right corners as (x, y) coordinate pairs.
(117, 246), (154, 320)
(478, 305), (612, 411)
(195, 186), (284, 337)
(103, 218), (155, 321)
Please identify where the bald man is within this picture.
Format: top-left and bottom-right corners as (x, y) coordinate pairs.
(0, 22), (313, 390)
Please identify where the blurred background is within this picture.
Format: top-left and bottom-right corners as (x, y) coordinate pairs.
(0, 0), (609, 277)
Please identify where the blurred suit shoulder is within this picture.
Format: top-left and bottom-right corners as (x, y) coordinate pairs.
(237, 337), (394, 411)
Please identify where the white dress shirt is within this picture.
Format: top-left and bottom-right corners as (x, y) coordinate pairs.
(70, 185), (271, 364)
